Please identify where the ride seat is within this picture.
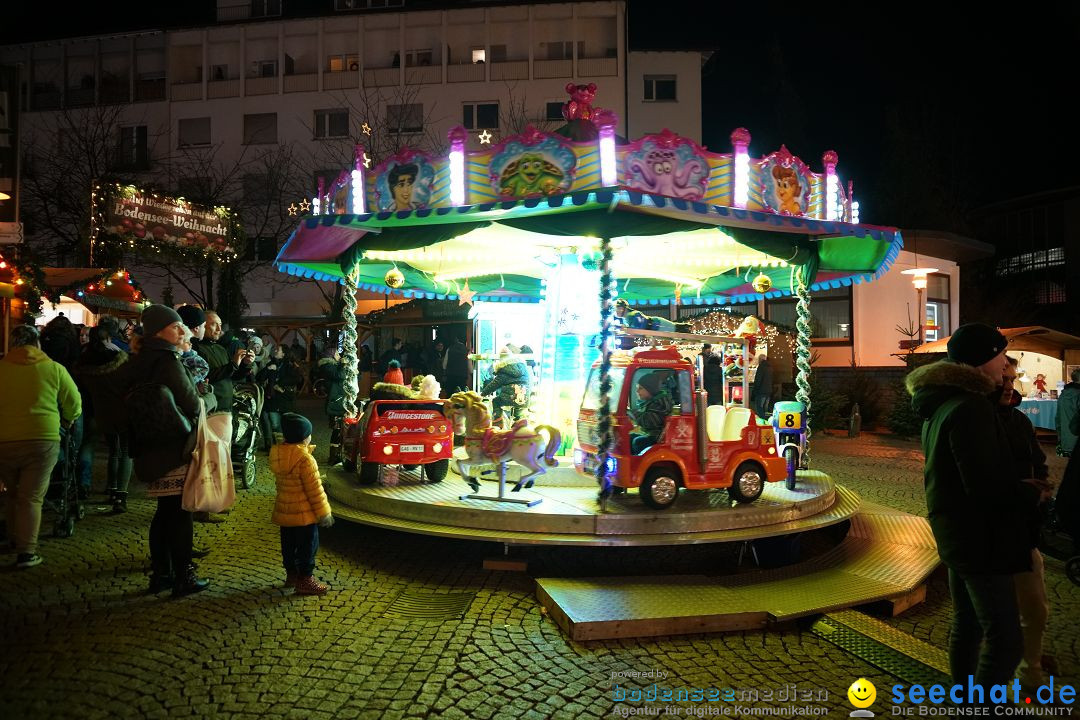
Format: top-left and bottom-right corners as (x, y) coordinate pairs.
(705, 405), (727, 442)
(721, 407), (752, 442)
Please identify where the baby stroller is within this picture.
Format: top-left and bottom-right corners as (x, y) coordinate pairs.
(232, 382), (265, 490)
(1043, 452), (1080, 586)
(45, 425), (83, 538)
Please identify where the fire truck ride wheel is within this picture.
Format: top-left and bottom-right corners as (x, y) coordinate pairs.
(640, 467), (681, 510)
(728, 461), (765, 503)
(358, 463), (379, 485)
(425, 459), (449, 483)
(783, 446), (798, 491)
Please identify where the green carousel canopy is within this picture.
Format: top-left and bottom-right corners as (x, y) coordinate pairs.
(275, 121), (902, 306)
(275, 188), (902, 306)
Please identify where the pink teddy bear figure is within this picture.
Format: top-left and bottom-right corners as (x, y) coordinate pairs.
(562, 82), (598, 122)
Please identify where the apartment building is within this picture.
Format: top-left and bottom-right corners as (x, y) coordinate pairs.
(0, 0), (705, 317)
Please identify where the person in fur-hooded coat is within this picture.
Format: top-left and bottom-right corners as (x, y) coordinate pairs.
(480, 354), (531, 425)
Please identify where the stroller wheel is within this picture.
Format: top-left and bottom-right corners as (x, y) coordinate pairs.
(1067, 557), (1080, 587)
(54, 516), (75, 539)
(241, 459), (256, 490)
(76, 501), (86, 520)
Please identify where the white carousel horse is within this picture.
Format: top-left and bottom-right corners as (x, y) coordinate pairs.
(447, 391), (561, 493)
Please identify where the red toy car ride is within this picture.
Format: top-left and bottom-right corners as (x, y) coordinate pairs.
(341, 399), (453, 485)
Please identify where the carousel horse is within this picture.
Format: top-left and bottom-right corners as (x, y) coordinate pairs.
(447, 391), (561, 493)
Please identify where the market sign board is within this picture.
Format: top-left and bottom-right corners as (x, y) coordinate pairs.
(99, 186), (237, 255)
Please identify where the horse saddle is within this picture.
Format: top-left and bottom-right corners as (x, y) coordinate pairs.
(480, 419), (530, 460)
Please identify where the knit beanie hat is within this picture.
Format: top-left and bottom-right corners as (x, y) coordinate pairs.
(176, 305), (206, 329)
(638, 371), (663, 396)
(281, 413), (313, 444)
(141, 305), (183, 338)
(947, 323), (1008, 367)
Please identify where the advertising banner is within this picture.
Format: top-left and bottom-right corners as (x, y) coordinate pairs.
(101, 187), (237, 255)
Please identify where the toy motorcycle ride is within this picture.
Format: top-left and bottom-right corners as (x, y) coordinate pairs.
(771, 400), (807, 491)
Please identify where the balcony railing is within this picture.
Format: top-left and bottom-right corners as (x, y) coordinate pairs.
(323, 71), (359, 90)
(66, 88), (96, 107)
(207, 79), (240, 99)
(99, 86), (131, 105)
(404, 65), (440, 85)
(245, 76), (277, 95)
(135, 78), (167, 102)
(534, 59), (572, 79)
(284, 73), (318, 93)
(31, 91), (61, 110)
(490, 60), (528, 81)
(171, 82), (203, 101)
(364, 66), (399, 87)
(577, 56), (617, 77)
(447, 63), (484, 83)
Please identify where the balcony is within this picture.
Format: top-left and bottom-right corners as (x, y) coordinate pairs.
(135, 78), (167, 102)
(323, 71), (359, 90)
(66, 88), (96, 107)
(490, 60), (528, 81)
(207, 79), (240, 99)
(448, 63), (485, 83)
(578, 56), (617, 77)
(533, 58), (572, 79)
(171, 82), (203, 101)
(404, 65), (441, 85)
(99, 84), (131, 105)
(364, 67), (399, 87)
(284, 73), (318, 93)
(246, 76), (277, 96)
(31, 90), (61, 110)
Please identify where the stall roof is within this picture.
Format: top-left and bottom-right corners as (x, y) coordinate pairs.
(275, 189), (903, 306)
(913, 326), (1080, 359)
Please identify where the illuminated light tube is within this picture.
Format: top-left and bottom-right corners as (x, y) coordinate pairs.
(731, 128), (751, 209)
(822, 150), (839, 221)
(312, 197), (321, 215)
(596, 109), (619, 186)
(351, 169), (365, 214)
(851, 200), (860, 225)
(448, 126), (467, 206)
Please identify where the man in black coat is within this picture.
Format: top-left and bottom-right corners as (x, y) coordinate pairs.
(906, 323), (1044, 690)
(444, 337), (470, 394)
(750, 354), (773, 419)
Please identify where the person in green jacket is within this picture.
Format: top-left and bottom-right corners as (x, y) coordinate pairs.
(1055, 367), (1080, 456)
(0, 324), (82, 569)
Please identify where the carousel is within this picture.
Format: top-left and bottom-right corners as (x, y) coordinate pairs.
(275, 87), (937, 636)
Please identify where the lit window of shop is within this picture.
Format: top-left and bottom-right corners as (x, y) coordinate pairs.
(765, 286), (851, 343)
(924, 273), (950, 343)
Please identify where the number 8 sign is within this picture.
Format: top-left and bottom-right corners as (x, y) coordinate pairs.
(778, 411), (801, 429)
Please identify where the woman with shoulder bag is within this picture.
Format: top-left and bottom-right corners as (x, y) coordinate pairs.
(121, 305), (208, 597)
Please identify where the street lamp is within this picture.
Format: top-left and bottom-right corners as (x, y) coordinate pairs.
(900, 267), (939, 344)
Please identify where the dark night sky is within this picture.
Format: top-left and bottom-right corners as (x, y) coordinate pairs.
(3, 1), (1076, 226)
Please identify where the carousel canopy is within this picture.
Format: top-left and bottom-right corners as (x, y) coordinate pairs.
(275, 189), (902, 305)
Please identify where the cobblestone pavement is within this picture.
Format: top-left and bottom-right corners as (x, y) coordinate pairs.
(2, 403), (1077, 719)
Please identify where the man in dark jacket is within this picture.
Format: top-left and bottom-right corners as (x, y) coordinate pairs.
(444, 337), (470, 394)
(751, 354), (773, 419)
(1055, 367), (1080, 456)
(377, 338), (403, 374)
(906, 322), (1044, 689)
(189, 309), (250, 414)
(997, 357), (1053, 690)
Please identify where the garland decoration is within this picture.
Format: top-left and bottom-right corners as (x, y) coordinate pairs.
(341, 266), (361, 419)
(794, 265), (813, 466)
(595, 236), (615, 506)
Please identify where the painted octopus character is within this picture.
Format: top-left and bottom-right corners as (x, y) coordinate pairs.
(499, 154), (565, 196)
(772, 165), (803, 214)
(628, 148), (706, 200)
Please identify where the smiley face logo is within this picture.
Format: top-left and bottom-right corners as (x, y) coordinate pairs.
(848, 678), (876, 709)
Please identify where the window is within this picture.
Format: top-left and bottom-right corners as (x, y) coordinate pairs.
(995, 248), (1065, 277)
(545, 101), (565, 121)
(924, 273), (950, 343)
(766, 286), (852, 342)
(117, 126), (149, 170)
(327, 54), (360, 73)
(386, 103), (423, 134)
(243, 113), (277, 144)
(490, 45), (507, 63)
(462, 102), (498, 130)
(250, 0), (281, 17)
(178, 117), (211, 148)
(542, 41), (582, 61)
(243, 173), (271, 203)
(405, 49), (433, 67)
(644, 74), (677, 102)
(471, 48), (486, 64)
(250, 60), (277, 78)
(336, 0), (403, 8)
(210, 64), (228, 81)
(314, 109), (349, 139)
(1034, 280), (1067, 305)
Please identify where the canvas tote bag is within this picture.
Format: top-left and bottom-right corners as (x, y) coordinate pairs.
(182, 399), (236, 513)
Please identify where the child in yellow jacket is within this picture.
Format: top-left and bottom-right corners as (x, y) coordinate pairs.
(269, 413), (333, 595)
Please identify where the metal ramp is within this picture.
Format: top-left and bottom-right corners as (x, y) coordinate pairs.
(535, 502), (938, 641)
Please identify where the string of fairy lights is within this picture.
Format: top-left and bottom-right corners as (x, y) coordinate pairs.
(0, 248), (147, 318)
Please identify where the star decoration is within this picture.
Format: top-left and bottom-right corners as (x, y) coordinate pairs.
(458, 280), (475, 306)
(288, 203), (299, 217)
(361, 122), (372, 135)
(299, 198), (311, 213)
(478, 129), (492, 145)
(362, 153), (372, 168)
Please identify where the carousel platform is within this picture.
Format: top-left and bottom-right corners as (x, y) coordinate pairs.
(325, 463), (857, 546)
